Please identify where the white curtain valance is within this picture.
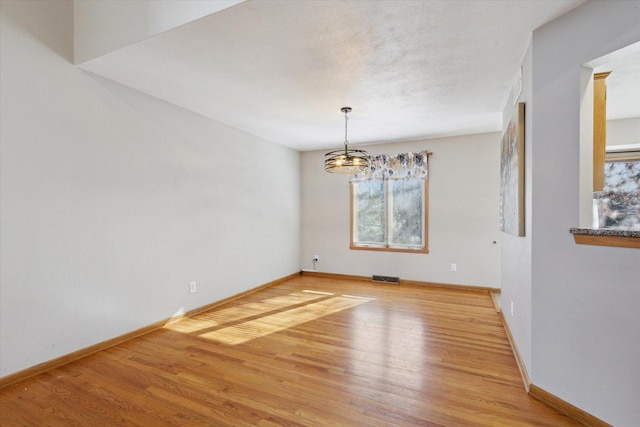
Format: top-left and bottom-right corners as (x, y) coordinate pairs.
(350, 150), (430, 182)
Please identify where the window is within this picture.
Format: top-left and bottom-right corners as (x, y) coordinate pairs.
(350, 151), (429, 253)
(596, 153), (640, 229)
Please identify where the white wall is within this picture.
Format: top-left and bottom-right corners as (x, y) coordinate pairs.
(301, 134), (501, 288)
(608, 117), (640, 146)
(0, 0), (300, 377)
(528, 2), (640, 424)
(578, 66), (595, 227)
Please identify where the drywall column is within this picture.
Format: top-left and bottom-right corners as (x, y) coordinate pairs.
(529, 2), (640, 424)
(500, 42), (533, 373)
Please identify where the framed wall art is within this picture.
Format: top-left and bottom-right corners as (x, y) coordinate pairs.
(500, 102), (525, 236)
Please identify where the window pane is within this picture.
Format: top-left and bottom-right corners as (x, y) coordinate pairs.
(353, 181), (386, 245)
(389, 179), (423, 247)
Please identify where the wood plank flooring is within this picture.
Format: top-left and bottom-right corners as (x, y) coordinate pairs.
(0, 275), (580, 426)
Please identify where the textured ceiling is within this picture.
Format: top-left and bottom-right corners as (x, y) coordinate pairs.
(78, 0), (589, 151)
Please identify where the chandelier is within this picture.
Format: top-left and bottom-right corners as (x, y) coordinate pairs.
(324, 107), (369, 174)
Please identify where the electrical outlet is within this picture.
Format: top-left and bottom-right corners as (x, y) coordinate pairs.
(510, 301), (514, 317)
(313, 255), (319, 262)
(450, 263), (457, 272)
(189, 281), (197, 294)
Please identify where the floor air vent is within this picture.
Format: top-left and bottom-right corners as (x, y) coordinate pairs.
(372, 275), (400, 284)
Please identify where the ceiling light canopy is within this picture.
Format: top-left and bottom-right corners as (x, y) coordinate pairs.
(324, 107), (369, 174)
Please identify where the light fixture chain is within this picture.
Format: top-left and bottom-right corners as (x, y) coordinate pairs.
(344, 109), (349, 146)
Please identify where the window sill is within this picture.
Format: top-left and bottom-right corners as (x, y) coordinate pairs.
(350, 245), (429, 254)
(570, 228), (640, 249)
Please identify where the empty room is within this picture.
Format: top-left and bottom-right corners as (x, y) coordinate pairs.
(1, 1), (639, 425)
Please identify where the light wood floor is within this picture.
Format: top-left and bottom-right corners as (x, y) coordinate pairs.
(0, 275), (580, 426)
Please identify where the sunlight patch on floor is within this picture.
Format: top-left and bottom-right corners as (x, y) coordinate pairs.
(165, 291), (326, 334)
(302, 290), (334, 295)
(165, 290), (375, 345)
(199, 295), (374, 345)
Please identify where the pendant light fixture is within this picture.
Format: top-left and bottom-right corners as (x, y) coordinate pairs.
(324, 107), (369, 174)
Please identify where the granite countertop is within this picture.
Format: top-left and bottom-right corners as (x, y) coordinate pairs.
(570, 228), (640, 238)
